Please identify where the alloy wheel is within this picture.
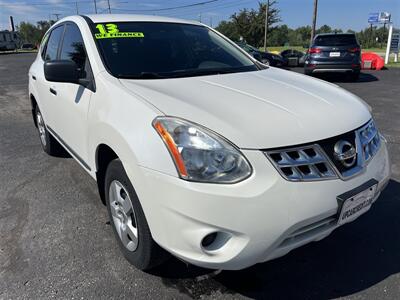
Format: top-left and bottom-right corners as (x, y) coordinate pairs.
(36, 111), (47, 147)
(109, 180), (138, 251)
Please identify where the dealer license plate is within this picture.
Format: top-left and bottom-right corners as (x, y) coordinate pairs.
(329, 51), (341, 57)
(338, 183), (377, 226)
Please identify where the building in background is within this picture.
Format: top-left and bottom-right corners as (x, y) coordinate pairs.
(0, 30), (21, 50)
(0, 16), (21, 51)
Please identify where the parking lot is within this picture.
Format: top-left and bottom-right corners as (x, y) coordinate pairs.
(0, 52), (399, 299)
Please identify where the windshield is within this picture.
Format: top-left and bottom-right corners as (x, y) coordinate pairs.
(92, 22), (258, 79)
(236, 42), (257, 53)
(314, 34), (358, 46)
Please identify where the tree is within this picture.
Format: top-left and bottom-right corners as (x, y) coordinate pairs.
(216, 1), (281, 47)
(214, 1), (396, 48)
(317, 25), (332, 34)
(268, 25), (289, 46)
(216, 20), (240, 41)
(17, 20), (55, 46)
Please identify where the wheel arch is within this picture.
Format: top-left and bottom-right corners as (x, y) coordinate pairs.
(95, 143), (119, 205)
(30, 93), (38, 127)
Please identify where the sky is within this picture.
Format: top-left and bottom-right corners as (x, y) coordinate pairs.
(0, 0), (399, 31)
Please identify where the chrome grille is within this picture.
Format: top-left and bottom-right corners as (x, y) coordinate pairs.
(265, 145), (337, 181)
(265, 119), (382, 182)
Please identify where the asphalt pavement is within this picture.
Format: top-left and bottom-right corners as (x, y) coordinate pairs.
(1, 52), (400, 300)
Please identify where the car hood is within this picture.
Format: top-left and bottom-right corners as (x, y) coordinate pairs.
(120, 68), (371, 149)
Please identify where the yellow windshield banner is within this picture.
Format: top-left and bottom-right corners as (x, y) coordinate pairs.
(94, 23), (144, 39)
(95, 32), (144, 39)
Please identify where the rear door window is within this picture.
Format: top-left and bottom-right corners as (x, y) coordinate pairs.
(314, 35), (357, 46)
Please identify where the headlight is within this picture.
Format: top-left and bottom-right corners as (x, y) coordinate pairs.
(153, 117), (252, 183)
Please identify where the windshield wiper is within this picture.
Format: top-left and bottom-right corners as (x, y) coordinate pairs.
(118, 72), (166, 79)
(166, 68), (241, 78)
(118, 66), (258, 79)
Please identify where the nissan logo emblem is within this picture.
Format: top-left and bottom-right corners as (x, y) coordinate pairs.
(333, 140), (357, 168)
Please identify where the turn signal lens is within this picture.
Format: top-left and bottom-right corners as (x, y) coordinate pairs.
(153, 117), (252, 183)
(153, 121), (188, 177)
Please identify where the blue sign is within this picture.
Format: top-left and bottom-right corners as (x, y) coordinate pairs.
(390, 33), (399, 53)
(368, 12), (379, 24)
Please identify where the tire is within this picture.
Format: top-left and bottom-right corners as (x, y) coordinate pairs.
(105, 159), (169, 270)
(34, 105), (64, 156)
(304, 69), (313, 76)
(262, 59), (270, 66)
(350, 71), (360, 81)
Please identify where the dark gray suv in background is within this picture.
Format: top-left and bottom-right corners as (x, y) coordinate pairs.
(304, 33), (361, 81)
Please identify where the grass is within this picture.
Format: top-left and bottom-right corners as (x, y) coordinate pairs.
(263, 45), (400, 68)
(0, 49), (38, 54)
(262, 46), (389, 54)
(386, 56), (400, 68)
(264, 46), (305, 53)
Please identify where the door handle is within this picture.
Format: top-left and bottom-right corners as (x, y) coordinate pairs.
(49, 88), (57, 95)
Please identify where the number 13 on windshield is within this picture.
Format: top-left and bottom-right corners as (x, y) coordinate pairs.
(96, 24), (119, 34)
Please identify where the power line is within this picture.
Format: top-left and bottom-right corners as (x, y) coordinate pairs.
(160, 0), (255, 18)
(162, 0), (255, 15)
(112, 0), (220, 13)
(0, 0), (94, 7)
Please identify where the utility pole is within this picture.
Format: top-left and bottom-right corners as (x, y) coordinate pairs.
(370, 23), (373, 48)
(107, 0), (111, 13)
(385, 24), (393, 64)
(310, 0), (318, 45)
(382, 15), (391, 49)
(263, 0), (269, 51)
(93, 0), (98, 14)
(75, 1), (79, 14)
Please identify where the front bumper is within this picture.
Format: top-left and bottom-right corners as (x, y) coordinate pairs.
(136, 140), (390, 270)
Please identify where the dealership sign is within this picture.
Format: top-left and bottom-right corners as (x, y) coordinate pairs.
(390, 33), (399, 53)
(379, 12), (391, 23)
(368, 13), (379, 24)
(368, 12), (391, 24)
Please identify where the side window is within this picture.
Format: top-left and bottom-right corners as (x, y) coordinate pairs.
(60, 24), (87, 75)
(40, 33), (50, 59)
(44, 25), (64, 61)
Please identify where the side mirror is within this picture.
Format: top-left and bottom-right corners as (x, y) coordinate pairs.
(44, 60), (79, 83)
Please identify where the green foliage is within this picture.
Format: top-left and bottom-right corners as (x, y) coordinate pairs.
(17, 20), (55, 46)
(216, 1), (281, 47)
(354, 26), (390, 48)
(215, 2), (392, 48)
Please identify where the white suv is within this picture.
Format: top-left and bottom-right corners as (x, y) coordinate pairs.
(29, 15), (390, 271)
